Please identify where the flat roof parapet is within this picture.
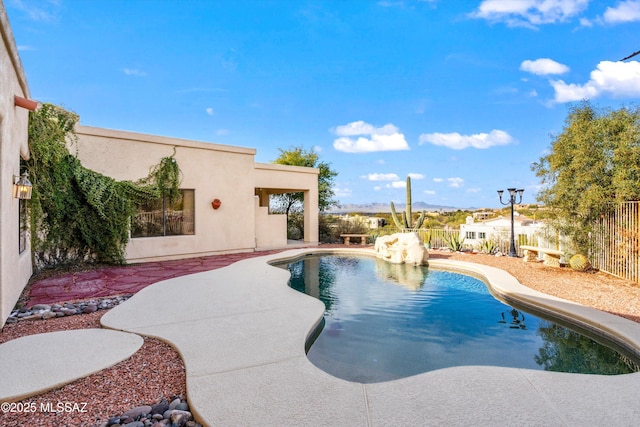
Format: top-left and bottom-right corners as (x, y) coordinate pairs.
(75, 125), (257, 156)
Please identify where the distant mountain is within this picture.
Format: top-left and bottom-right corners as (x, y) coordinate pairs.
(327, 202), (466, 214)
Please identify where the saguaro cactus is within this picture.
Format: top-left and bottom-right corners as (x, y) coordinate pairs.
(390, 176), (425, 230)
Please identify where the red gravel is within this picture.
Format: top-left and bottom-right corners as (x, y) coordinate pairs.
(0, 312), (186, 427)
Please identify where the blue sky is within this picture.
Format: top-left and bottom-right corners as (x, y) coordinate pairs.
(6, 0), (640, 209)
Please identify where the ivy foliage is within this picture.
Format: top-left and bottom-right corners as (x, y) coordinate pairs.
(138, 148), (181, 202)
(25, 103), (181, 270)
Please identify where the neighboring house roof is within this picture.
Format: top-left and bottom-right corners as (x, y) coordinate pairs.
(479, 214), (541, 227)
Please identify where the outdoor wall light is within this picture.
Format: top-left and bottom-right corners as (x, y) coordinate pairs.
(211, 199), (221, 210)
(13, 172), (33, 200)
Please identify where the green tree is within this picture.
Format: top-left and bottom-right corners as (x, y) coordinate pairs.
(532, 102), (640, 253)
(271, 147), (338, 237)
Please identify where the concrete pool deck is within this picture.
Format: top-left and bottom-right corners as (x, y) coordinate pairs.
(96, 248), (640, 426)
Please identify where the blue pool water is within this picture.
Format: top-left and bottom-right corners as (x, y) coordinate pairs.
(279, 255), (639, 383)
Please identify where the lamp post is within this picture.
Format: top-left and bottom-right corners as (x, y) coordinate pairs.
(498, 188), (524, 257)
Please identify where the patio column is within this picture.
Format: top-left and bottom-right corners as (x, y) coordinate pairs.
(303, 190), (318, 244)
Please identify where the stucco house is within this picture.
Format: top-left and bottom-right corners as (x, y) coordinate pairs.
(459, 213), (545, 250)
(0, 3), (319, 327)
(74, 126), (319, 263)
(1, 5), (34, 328)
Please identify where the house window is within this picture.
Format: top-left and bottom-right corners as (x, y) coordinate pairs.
(19, 198), (28, 253)
(132, 189), (195, 238)
(465, 231), (476, 239)
(478, 232), (486, 239)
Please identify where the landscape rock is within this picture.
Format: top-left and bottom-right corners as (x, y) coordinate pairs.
(169, 398), (182, 410)
(375, 232), (429, 266)
(6, 295), (131, 323)
(102, 397), (201, 427)
(123, 405), (152, 420)
(170, 410), (192, 426)
(42, 311), (58, 319)
(150, 399), (169, 415)
(175, 402), (189, 411)
(22, 313), (43, 321)
(82, 303), (98, 313)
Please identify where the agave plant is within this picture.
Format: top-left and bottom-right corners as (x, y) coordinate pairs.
(443, 233), (465, 252)
(479, 239), (498, 254)
(422, 229), (432, 249)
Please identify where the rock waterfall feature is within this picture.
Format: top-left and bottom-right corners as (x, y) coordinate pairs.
(374, 232), (429, 266)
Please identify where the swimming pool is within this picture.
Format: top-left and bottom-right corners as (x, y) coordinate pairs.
(278, 254), (640, 383)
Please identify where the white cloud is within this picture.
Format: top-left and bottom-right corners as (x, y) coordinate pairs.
(388, 181), (407, 189)
(520, 58), (570, 75)
(216, 129), (230, 135)
(408, 173), (425, 180)
(363, 173), (400, 181)
(448, 177), (464, 188)
(205, 107), (215, 116)
(332, 121), (410, 153)
(433, 177), (444, 183)
(580, 17), (594, 27)
(471, 0), (589, 28)
(550, 80), (598, 102)
(419, 129), (514, 150)
(11, 0), (59, 22)
(333, 187), (352, 197)
(603, 0), (640, 23)
(467, 188), (481, 193)
(123, 68), (147, 77)
(551, 60), (640, 102)
(17, 45), (34, 51)
(374, 186), (382, 191)
(424, 190), (436, 195)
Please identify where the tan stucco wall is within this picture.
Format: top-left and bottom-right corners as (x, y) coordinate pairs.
(254, 163), (319, 244)
(75, 125), (261, 262)
(254, 196), (287, 249)
(0, 3), (33, 327)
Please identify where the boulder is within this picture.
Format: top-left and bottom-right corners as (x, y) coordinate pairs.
(374, 232), (429, 266)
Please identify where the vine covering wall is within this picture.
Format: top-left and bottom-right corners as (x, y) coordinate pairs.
(25, 103), (181, 271)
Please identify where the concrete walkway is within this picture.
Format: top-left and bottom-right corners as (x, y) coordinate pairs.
(100, 248), (640, 426)
(0, 329), (143, 402)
